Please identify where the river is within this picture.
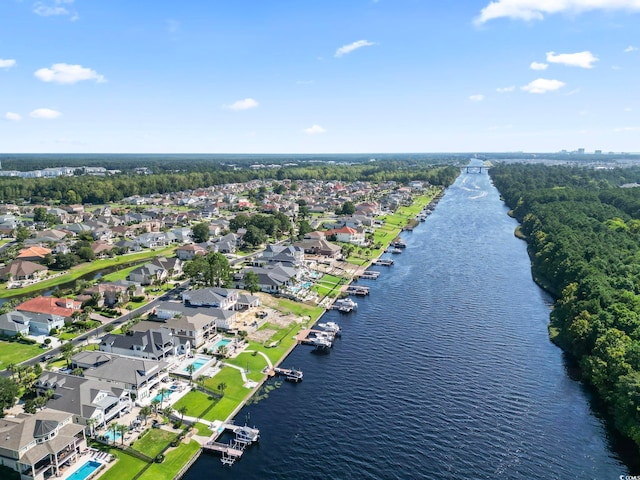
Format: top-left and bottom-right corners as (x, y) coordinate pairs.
(183, 167), (632, 479)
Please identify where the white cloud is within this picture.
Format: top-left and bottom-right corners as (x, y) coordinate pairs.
(0, 59), (16, 69)
(546, 51), (598, 68)
(35, 63), (106, 84)
(224, 98), (259, 111)
(30, 108), (62, 119)
(5, 112), (22, 121)
(469, 94), (484, 102)
(624, 45), (638, 52)
(496, 85), (516, 93)
(530, 61), (548, 70)
(521, 78), (566, 94)
(304, 125), (326, 134)
(475, 0), (640, 24)
(335, 40), (376, 58)
(33, 0), (78, 19)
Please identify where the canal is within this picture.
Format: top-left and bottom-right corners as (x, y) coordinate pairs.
(183, 165), (632, 479)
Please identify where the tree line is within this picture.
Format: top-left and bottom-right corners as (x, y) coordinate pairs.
(490, 162), (640, 450)
(0, 160), (460, 204)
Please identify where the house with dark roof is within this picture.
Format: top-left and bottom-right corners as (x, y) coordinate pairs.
(71, 351), (169, 402)
(0, 311), (65, 337)
(99, 328), (178, 360)
(0, 409), (87, 480)
(34, 372), (131, 432)
(234, 265), (299, 293)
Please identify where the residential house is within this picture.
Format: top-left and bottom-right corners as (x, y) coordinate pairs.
(99, 328), (177, 360)
(152, 301), (237, 338)
(0, 260), (48, 283)
(16, 246), (51, 263)
(16, 297), (82, 322)
(176, 244), (206, 260)
(34, 373), (131, 432)
(234, 265), (299, 293)
(258, 244), (304, 268)
(0, 409), (87, 480)
(182, 287), (238, 310)
(71, 351), (169, 402)
(325, 226), (366, 246)
(0, 311), (64, 336)
(293, 238), (342, 258)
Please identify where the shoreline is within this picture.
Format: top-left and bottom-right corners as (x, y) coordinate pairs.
(173, 188), (445, 477)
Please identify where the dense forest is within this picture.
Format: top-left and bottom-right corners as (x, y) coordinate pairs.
(0, 156), (461, 204)
(490, 162), (640, 450)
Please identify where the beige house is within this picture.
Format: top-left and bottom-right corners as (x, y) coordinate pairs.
(0, 409), (87, 480)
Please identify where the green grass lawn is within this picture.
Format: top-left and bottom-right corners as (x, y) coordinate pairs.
(0, 340), (44, 369)
(94, 447), (147, 480)
(199, 366), (252, 421)
(137, 440), (201, 480)
(171, 390), (218, 419)
(226, 351), (270, 382)
(312, 273), (346, 298)
(0, 247), (176, 299)
(130, 428), (177, 457)
(192, 422), (212, 436)
(101, 263), (146, 282)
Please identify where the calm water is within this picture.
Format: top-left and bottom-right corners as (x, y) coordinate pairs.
(184, 168), (631, 479)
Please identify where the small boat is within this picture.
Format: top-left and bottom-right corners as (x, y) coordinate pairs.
(390, 248), (402, 254)
(318, 321), (342, 335)
(235, 425), (260, 443)
(332, 298), (358, 311)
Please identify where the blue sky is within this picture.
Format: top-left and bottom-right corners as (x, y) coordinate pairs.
(1, 0), (639, 154)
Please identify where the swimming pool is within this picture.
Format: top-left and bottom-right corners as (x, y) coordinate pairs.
(103, 430), (121, 442)
(67, 460), (101, 480)
(152, 391), (170, 402)
(182, 357), (208, 373)
(214, 338), (231, 350)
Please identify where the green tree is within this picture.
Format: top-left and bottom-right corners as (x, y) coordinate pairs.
(244, 271), (261, 294)
(183, 252), (230, 287)
(192, 222), (210, 243)
(15, 226), (31, 243)
(139, 405), (152, 425)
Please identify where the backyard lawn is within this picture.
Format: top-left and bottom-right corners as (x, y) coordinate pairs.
(0, 340), (43, 369)
(131, 429), (177, 457)
(94, 448), (147, 480)
(138, 440), (201, 480)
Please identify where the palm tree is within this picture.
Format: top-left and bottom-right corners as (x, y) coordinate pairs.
(86, 418), (97, 437)
(109, 423), (119, 445)
(139, 406), (152, 425)
(162, 406), (174, 421)
(151, 398), (161, 416)
(186, 364), (196, 384)
(158, 388), (169, 408)
(217, 382), (226, 397)
(177, 405), (188, 423)
(116, 424), (129, 446)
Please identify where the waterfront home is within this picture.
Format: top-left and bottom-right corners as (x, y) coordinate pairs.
(71, 351), (168, 402)
(83, 281), (142, 308)
(0, 260), (48, 283)
(99, 327), (177, 360)
(325, 226), (367, 246)
(127, 262), (168, 286)
(293, 238), (342, 258)
(234, 265), (300, 293)
(0, 409), (87, 480)
(182, 287), (239, 309)
(152, 301), (236, 338)
(34, 372), (131, 432)
(257, 244), (305, 268)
